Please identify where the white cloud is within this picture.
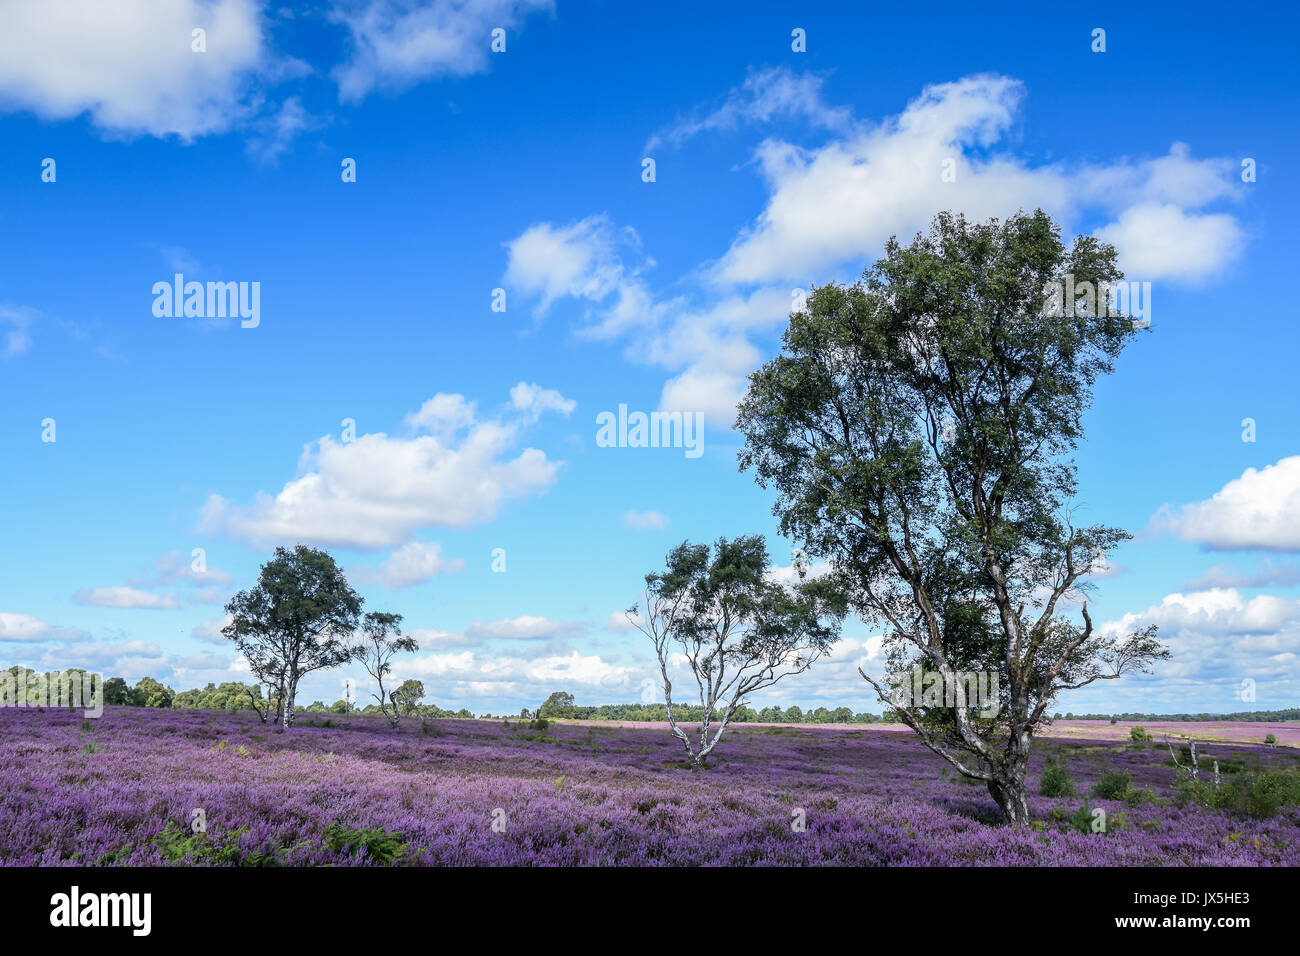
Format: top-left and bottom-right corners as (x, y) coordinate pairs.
(41, 639), (167, 675)
(0, 0), (286, 140)
(1155, 456), (1300, 551)
(623, 510), (669, 532)
(200, 386), (567, 550)
(402, 392), (477, 438)
(504, 215), (641, 315)
(329, 0), (553, 103)
(192, 614), (234, 644)
(711, 78), (1244, 286)
(606, 610), (638, 632)
(646, 66), (852, 151)
(406, 628), (473, 650)
(712, 74), (1067, 285)
(509, 78), (1245, 431)
(1102, 589), (1299, 638)
(1185, 560), (1300, 591)
(1094, 203), (1244, 283)
(0, 613), (82, 643)
(510, 381), (576, 422)
(404, 648), (633, 689)
(465, 615), (581, 641)
(1095, 589), (1300, 692)
(73, 587), (181, 610)
(352, 540), (465, 589)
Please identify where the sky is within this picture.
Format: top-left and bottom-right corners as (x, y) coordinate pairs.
(1, 0), (1298, 717)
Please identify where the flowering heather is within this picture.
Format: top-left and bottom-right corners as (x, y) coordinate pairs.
(1047, 720), (1300, 748)
(2, 707), (1297, 866)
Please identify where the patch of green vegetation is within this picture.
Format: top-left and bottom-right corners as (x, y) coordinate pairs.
(153, 821), (277, 866)
(321, 822), (412, 865)
(1039, 756), (1077, 797)
(1093, 769), (1132, 800)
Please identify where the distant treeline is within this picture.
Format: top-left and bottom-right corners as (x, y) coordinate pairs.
(1051, 709), (1300, 723)
(5, 667), (1297, 725)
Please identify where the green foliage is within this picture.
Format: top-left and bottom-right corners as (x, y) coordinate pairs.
(1039, 757), (1077, 797)
(1129, 726), (1152, 742)
(152, 822), (281, 866)
(1174, 768), (1300, 820)
(132, 677), (175, 708)
(173, 681), (265, 712)
(538, 691), (576, 720)
(1094, 769), (1133, 800)
(224, 545), (364, 724)
(322, 823), (410, 865)
(732, 209), (1168, 814)
(102, 676), (132, 706)
(390, 679), (425, 717)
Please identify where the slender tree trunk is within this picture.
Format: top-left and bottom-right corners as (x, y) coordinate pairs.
(281, 679), (296, 729)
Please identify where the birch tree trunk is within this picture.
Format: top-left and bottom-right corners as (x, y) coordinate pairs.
(281, 680), (296, 728)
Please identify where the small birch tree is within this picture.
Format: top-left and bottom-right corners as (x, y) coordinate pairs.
(351, 612), (416, 726)
(628, 535), (845, 768)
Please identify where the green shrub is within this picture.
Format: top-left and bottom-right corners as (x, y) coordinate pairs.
(1124, 787), (1156, 807)
(1039, 757), (1077, 797)
(1094, 769), (1132, 800)
(1174, 768), (1300, 820)
(1129, 726), (1152, 742)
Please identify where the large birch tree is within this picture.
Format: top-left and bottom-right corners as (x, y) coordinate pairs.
(736, 210), (1169, 825)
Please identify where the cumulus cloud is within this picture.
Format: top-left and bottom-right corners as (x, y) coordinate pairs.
(200, 385), (570, 550)
(507, 76), (1246, 431)
(1154, 456), (1300, 551)
(402, 648), (633, 691)
(0, 613), (82, 643)
(352, 540), (465, 589)
(329, 0), (553, 103)
(623, 510), (669, 532)
(1094, 203), (1244, 283)
(0, 0), (292, 140)
(1095, 589), (1300, 695)
(73, 587), (181, 610)
(504, 215), (642, 315)
(712, 77), (1244, 286)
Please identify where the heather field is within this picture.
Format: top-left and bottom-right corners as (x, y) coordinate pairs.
(3, 707), (1298, 867)
(1046, 721), (1300, 748)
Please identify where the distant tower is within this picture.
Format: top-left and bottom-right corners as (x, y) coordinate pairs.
(344, 680), (352, 714)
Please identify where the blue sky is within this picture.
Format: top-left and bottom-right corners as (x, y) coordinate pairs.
(2, 0), (1298, 716)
